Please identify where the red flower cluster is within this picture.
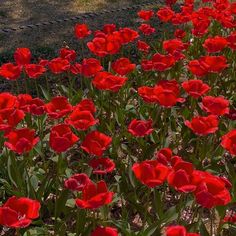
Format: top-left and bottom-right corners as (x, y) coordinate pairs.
(188, 56), (228, 77)
(1, 0), (236, 234)
(138, 80), (184, 107)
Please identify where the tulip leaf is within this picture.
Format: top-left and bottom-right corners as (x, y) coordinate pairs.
(199, 221), (210, 236)
(39, 85), (51, 101)
(55, 189), (69, 218)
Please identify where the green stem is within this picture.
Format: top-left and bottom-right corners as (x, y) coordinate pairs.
(34, 79), (40, 97)
(16, 79), (20, 94)
(24, 77), (29, 94)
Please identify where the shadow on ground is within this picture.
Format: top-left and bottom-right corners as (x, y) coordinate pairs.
(0, 0), (162, 57)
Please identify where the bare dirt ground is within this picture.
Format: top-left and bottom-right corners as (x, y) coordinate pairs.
(0, 0), (159, 56)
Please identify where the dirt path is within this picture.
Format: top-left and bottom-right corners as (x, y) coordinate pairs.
(0, 0), (145, 28)
(0, 0), (159, 55)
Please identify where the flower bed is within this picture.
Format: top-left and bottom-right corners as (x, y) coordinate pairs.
(0, 0), (236, 235)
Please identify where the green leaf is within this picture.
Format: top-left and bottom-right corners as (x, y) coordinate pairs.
(199, 221), (210, 236)
(39, 85), (51, 101)
(153, 188), (163, 220)
(161, 205), (178, 223)
(140, 223), (160, 236)
(23, 227), (49, 236)
(75, 209), (87, 235)
(7, 154), (21, 190)
(128, 163), (136, 188)
(55, 189), (69, 218)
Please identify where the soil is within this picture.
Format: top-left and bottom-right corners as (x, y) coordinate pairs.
(0, 0), (159, 55)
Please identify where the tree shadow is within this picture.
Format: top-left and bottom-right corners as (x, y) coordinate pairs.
(0, 0), (162, 59)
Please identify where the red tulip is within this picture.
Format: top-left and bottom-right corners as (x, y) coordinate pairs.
(48, 57), (70, 74)
(16, 94), (45, 116)
(119, 27), (139, 45)
(112, 58), (135, 76)
(14, 48), (31, 66)
(74, 99), (96, 114)
(138, 24), (156, 36)
(141, 60), (153, 71)
(155, 148), (173, 166)
(231, 2), (236, 14)
(0, 93), (17, 111)
(132, 160), (169, 188)
(199, 55), (228, 73)
(137, 10), (154, 21)
(157, 7), (175, 22)
(87, 33), (121, 57)
(128, 119), (153, 137)
(225, 109), (236, 121)
(103, 24), (116, 34)
(0, 109), (25, 134)
(49, 124), (79, 153)
(0, 196), (40, 228)
(221, 129), (236, 155)
(59, 48), (76, 61)
(182, 80), (210, 98)
(163, 38), (186, 54)
(64, 173), (91, 191)
(92, 72), (127, 92)
(138, 86), (158, 103)
(0, 63), (21, 81)
(91, 226), (118, 236)
(201, 96), (229, 116)
(75, 23), (91, 39)
(4, 128), (39, 154)
(174, 29), (186, 39)
(16, 94), (33, 111)
(155, 80), (184, 107)
(45, 96), (72, 119)
(138, 80), (184, 107)
(89, 157), (115, 174)
(137, 40), (150, 53)
(203, 36), (228, 53)
(227, 31), (236, 50)
(191, 16), (210, 37)
(185, 115), (219, 136)
(25, 64), (46, 79)
(70, 63), (81, 75)
(81, 131), (112, 157)
(188, 60), (208, 77)
(65, 109), (98, 131)
(75, 180), (114, 209)
(28, 98), (45, 116)
(152, 53), (176, 71)
(81, 58), (103, 77)
(166, 225), (199, 236)
(168, 160), (197, 193)
(194, 176), (231, 208)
